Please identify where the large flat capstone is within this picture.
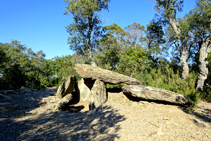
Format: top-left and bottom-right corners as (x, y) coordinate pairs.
(74, 64), (141, 85)
(122, 85), (193, 105)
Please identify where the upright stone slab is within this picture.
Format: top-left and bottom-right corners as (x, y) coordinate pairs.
(78, 78), (90, 101)
(56, 75), (76, 99)
(89, 79), (107, 110)
(78, 78), (95, 101)
(74, 64), (141, 85)
(122, 85), (193, 105)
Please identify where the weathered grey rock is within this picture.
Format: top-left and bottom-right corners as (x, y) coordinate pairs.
(77, 78), (95, 101)
(0, 94), (11, 101)
(20, 87), (33, 93)
(56, 75), (76, 99)
(26, 97), (36, 102)
(25, 110), (37, 115)
(122, 85), (193, 105)
(74, 64), (141, 85)
(56, 94), (73, 111)
(0, 102), (11, 106)
(89, 79), (107, 110)
(0, 90), (16, 95)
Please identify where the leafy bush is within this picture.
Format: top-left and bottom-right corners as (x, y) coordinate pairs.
(106, 84), (123, 89)
(135, 65), (200, 106)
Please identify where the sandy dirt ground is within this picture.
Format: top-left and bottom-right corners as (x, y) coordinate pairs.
(0, 87), (211, 141)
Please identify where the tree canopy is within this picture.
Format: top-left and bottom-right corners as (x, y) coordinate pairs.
(65, 0), (110, 66)
(1, 0), (211, 105)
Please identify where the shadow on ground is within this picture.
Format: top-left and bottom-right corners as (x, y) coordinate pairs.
(0, 87), (57, 118)
(1, 106), (125, 141)
(0, 87), (126, 141)
(181, 106), (211, 126)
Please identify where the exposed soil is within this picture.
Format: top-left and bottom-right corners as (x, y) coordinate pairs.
(0, 87), (211, 141)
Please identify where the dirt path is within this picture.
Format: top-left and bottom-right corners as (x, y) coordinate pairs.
(0, 87), (211, 141)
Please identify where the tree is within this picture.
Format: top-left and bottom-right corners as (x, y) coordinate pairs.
(152, 0), (190, 79)
(52, 55), (73, 79)
(100, 23), (126, 53)
(187, 0), (211, 91)
(95, 23), (126, 69)
(125, 22), (145, 49)
(0, 43), (9, 72)
(64, 0), (110, 66)
(0, 41), (29, 89)
(144, 19), (166, 62)
(117, 47), (148, 77)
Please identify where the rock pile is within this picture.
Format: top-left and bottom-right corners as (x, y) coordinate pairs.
(0, 90), (17, 110)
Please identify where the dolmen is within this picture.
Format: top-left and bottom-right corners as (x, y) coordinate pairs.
(55, 64), (193, 111)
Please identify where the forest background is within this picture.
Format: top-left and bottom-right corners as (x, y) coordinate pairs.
(0, 0), (211, 106)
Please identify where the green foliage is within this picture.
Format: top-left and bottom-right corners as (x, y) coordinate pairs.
(201, 84), (211, 102)
(0, 41), (28, 90)
(145, 19), (166, 55)
(65, 0), (110, 64)
(106, 84), (123, 89)
(50, 55), (81, 86)
(0, 64), (26, 90)
(117, 47), (148, 77)
(101, 23), (126, 52)
(202, 53), (211, 102)
(135, 62), (200, 105)
(0, 41), (80, 90)
(95, 49), (120, 70)
(124, 22), (145, 49)
(102, 23), (126, 38)
(154, 0), (184, 25)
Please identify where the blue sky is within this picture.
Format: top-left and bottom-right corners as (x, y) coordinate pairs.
(0, 0), (196, 59)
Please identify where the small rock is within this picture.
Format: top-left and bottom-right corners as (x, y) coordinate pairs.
(25, 93), (32, 96)
(157, 126), (165, 136)
(27, 97), (36, 102)
(0, 94), (11, 101)
(21, 87), (33, 93)
(0, 90), (16, 95)
(11, 104), (19, 109)
(0, 102), (11, 106)
(140, 101), (149, 104)
(25, 110), (37, 115)
(163, 117), (170, 120)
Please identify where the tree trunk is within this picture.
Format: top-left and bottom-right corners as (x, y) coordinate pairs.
(181, 44), (189, 80)
(87, 14), (97, 67)
(89, 47), (97, 67)
(168, 18), (189, 79)
(196, 41), (210, 91)
(86, 38), (97, 67)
